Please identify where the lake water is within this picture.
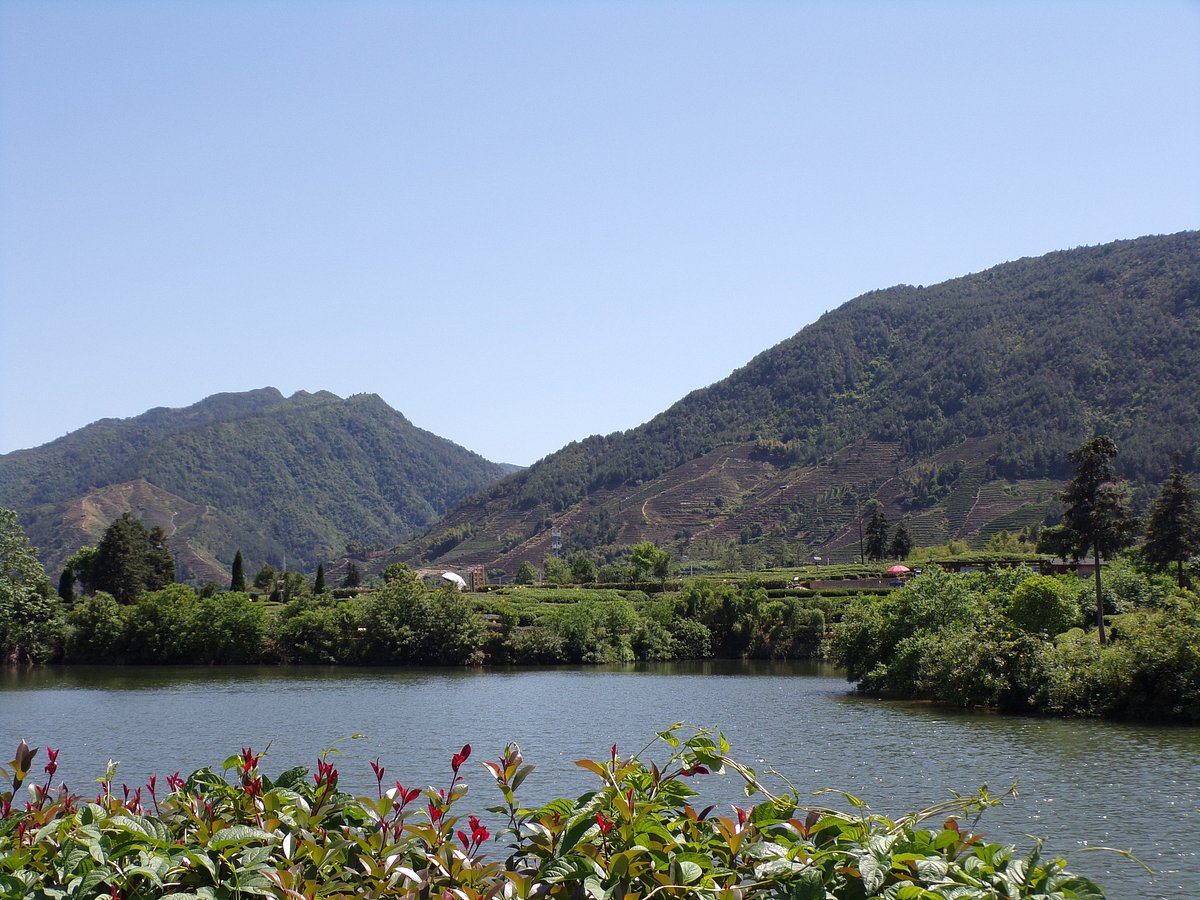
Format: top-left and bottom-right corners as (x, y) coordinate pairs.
(3, 661), (1197, 899)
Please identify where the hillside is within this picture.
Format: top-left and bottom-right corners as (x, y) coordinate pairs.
(0, 389), (515, 583)
(400, 231), (1200, 574)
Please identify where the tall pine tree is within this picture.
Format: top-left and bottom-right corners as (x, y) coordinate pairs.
(314, 562), (326, 594)
(1060, 437), (1138, 644)
(864, 505), (890, 562)
(230, 550), (246, 593)
(1144, 460), (1200, 587)
(889, 520), (913, 560)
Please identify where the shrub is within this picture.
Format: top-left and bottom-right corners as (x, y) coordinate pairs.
(1006, 575), (1079, 635)
(0, 728), (1110, 899)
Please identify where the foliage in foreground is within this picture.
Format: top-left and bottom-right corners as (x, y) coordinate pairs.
(0, 728), (1110, 899)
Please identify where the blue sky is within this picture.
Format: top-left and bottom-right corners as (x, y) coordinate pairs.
(2, 1), (1197, 467)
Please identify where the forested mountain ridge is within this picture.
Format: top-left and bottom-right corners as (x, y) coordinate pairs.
(0, 389), (516, 583)
(401, 231), (1200, 573)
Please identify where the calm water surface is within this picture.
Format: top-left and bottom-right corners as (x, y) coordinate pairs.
(3, 662), (1197, 899)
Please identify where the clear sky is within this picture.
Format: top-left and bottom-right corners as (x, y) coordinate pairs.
(2, 1), (1197, 467)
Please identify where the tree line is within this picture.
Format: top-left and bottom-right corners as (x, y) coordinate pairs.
(4, 433), (1199, 678)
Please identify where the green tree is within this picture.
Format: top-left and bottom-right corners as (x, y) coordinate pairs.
(65, 592), (126, 662)
(230, 550), (246, 593)
(629, 541), (669, 583)
(123, 584), (200, 663)
(253, 564), (277, 591)
(272, 595), (361, 664)
(1060, 437), (1139, 644)
(314, 562), (326, 594)
(1143, 460), (1200, 587)
(147, 525), (176, 587)
(190, 592), (268, 663)
(515, 560), (538, 585)
(358, 579), (484, 665)
(1005, 575), (1078, 635)
(889, 520), (913, 560)
(0, 507), (64, 663)
(1036, 523), (1075, 559)
(543, 555), (571, 585)
(598, 561), (631, 583)
(65, 546), (98, 595)
(865, 505), (890, 562)
(570, 555), (598, 584)
(280, 569), (305, 601)
(382, 562), (420, 586)
(92, 513), (175, 603)
(342, 562), (362, 589)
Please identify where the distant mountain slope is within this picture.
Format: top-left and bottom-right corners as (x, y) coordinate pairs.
(403, 231), (1200, 572)
(0, 389), (515, 582)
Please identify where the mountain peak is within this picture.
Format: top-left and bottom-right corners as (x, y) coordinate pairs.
(0, 388), (512, 583)
(401, 231), (1200, 573)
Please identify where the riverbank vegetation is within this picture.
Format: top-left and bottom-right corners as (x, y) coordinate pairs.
(828, 561), (1200, 722)
(0, 727), (1112, 899)
(54, 572), (832, 667)
(4, 433), (1200, 722)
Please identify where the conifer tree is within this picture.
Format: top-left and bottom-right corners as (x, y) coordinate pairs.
(1143, 460), (1200, 587)
(342, 562), (361, 589)
(865, 506), (890, 562)
(314, 562), (326, 594)
(889, 520), (913, 560)
(230, 550), (246, 593)
(146, 525), (175, 589)
(1060, 437), (1138, 644)
(93, 513), (175, 603)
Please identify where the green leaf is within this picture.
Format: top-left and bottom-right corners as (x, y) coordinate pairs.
(208, 825), (274, 849)
(915, 857), (950, 882)
(558, 812), (602, 857)
(859, 850), (886, 893)
(676, 859), (703, 884)
(239, 845), (274, 867)
(510, 763), (536, 792)
(785, 867), (826, 900)
(272, 765), (309, 790)
(107, 814), (158, 839)
(932, 829), (960, 851)
(123, 864), (165, 886)
(182, 850), (219, 879)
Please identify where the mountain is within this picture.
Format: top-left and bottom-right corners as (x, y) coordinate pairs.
(0, 389), (517, 583)
(400, 231), (1200, 573)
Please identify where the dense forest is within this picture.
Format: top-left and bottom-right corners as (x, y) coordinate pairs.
(407, 231), (1200, 571)
(0, 389), (515, 582)
(494, 232), (1200, 503)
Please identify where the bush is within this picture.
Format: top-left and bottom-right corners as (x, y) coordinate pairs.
(0, 728), (1109, 899)
(831, 563), (1200, 721)
(1006, 575), (1079, 635)
(65, 592), (126, 662)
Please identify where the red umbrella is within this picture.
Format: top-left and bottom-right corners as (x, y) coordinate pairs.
(887, 564), (911, 574)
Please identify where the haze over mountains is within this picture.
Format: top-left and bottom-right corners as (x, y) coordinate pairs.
(3, 231), (1197, 583)
(0, 389), (516, 583)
